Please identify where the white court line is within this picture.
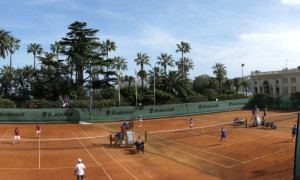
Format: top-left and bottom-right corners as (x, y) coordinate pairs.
(0, 130), (8, 142)
(148, 122), (232, 134)
(156, 142), (233, 168)
(0, 165), (100, 170)
(71, 130), (112, 180)
(229, 146), (295, 168)
(0, 135), (109, 142)
(205, 135), (270, 150)
(80, 130), (139, 180)
(39, 136), (40, 169)
(149, 133), (244, 163)
(102, 147), (139, 180)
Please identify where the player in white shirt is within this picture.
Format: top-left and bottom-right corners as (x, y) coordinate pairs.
(74, 158), (86, 180)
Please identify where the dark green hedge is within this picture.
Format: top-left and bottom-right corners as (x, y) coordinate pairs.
(217, 93), (247, 101)
(0, 98), (16, 108)
(187, 95), (208, 102)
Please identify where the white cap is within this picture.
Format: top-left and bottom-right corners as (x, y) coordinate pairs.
(78, 158), (82, 163)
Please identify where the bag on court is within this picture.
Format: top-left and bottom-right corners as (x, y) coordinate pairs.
(271, 123), (277, 129)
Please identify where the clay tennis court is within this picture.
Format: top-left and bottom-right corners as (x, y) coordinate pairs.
(0, 109), (297, 179)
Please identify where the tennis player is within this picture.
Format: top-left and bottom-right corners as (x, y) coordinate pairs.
(138, 114), (142, 127)
(36, 124), (41, 138)
(190, 118), (193, 129)
(74, 158), (86, 180)
(292, 124), (297, 141)
(13, 127), (21, 145)
(219, 127), (226, 145)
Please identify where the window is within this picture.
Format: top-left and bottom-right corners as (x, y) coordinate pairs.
(276, 88), (279, 95)
(254, 81), (257, 85)
(291, 86), (297, 93)
(283, 87), (288, 96)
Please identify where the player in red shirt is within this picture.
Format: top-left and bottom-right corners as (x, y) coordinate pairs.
(36, 124), (41, 138)
(13, 127), (21, 145)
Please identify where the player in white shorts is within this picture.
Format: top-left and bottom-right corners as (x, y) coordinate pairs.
(74, 158), (86, 180)
(190, 118), (193, 128)
(36, 124), (41, 138)
(138, 114), (142, 127)
(13, 127), (21, 145)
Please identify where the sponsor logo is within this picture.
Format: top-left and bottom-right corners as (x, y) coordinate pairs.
(229, 102), (247, 106)
(198, 104), (219, 109)
(42, 112), (73, 117)
(149, 107), (175, 113)
(0, 112), (25, 116)
(106, 110), (135, 115)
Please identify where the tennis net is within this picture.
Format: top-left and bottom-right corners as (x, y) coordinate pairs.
(146, 121), (244, 143)
(0, 135), (110, 150)
(264, 111), (300, 122)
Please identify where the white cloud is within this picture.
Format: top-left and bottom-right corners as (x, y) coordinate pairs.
(281, 0), (300, 4)
(139, 25), (180, 52)
(209, 29), (300, 77)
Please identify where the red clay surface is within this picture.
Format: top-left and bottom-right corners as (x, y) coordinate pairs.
(0, 109), (297, 179)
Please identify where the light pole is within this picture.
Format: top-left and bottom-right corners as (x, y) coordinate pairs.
(89, 59), (93, 122)
(241, 64), (245, 95)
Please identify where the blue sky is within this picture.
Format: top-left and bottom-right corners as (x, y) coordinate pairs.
(1, 0), (300, 79)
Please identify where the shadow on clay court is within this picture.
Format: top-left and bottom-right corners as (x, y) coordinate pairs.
(274, 140), (292, 144)
(125, 149), (137, 155)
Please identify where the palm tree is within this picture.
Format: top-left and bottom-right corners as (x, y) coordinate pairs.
(50, 41), (64, 61)
(100, 39), (117, 83)
(176, 57), (194, 77)
(112, 56), (127, 106)
(224, 79), (233, 93)
(123, 75), (135, 92)
(101, 39), (117, 60)
(176, 41), (191, 73)
(212, 63), (227, 95)
(138, 70), (147, 89)
(112, 56), (127, 72)
(241, 80), (249, 96)
(134, 52), (150, 89)
(233, 77), (241, 93)
(8, 36), (21, 69)
(134, 52), (150, 71)
(27, 43), (43, 69)
(156, 53), (174, 74)
(0, 29), (11, 59)
(165, 71), (180, 95)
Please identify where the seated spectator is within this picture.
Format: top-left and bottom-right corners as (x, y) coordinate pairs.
(121, 125), (127, 133)
(122, 120), (128, 128)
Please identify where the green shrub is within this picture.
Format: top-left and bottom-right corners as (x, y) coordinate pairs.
(245, 94), (275, 108)
(217, 93), (246, 101)
(290, 92), (300, 107)
(0, 98), (16, 108)
(187, 95), (208, 102)
(19, 99), (60, 108)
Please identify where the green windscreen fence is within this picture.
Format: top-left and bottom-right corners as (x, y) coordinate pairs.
(0, 99), (249, 123)
(294, 114), (300, 179)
